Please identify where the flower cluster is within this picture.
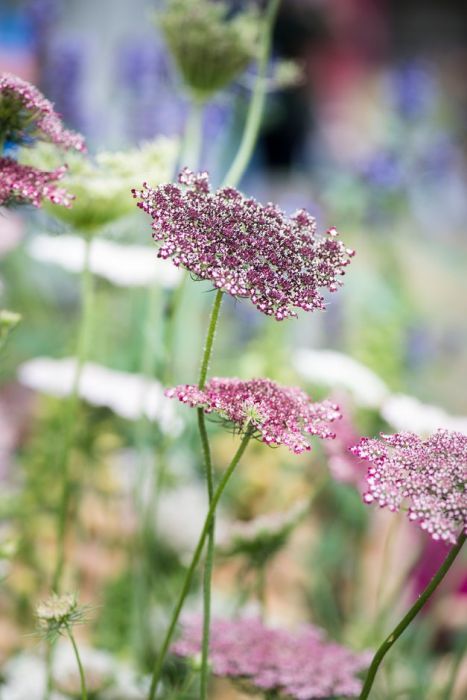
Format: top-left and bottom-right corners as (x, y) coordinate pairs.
(165, 377), (340, 453)
(133, 169), (354, 320)
(0, 157), (73, 208)
(36, 593), (86, 641)
(172, 616), (370, 699)
(351, 430), (467, 543)
(158, 0), (260, 99)
(0, 73), (85, 151)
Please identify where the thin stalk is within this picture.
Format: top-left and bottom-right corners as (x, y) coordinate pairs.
(256, 564), (267, 618)
(197, 289), (223, 700)
(359, 532), (466, 699)
(442, 631), (467, 700)
(222, 0), (281, 188)
(66, 625), (88, 700)
(147, 430), (252, 700)
(52, 234), (94, 592)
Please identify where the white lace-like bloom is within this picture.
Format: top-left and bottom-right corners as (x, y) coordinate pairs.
(17, 357), (182, 435)
(27, 234), (182, 288)
(293, 348), (389, 408)
(381, 394), (467, 436)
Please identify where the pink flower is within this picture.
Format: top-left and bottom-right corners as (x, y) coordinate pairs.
(0, 158), (73, 208)
(165, 377), (340, 454)
(172, 616), (370, 699)
(350, 430), (467, 544)
(133, 168), (354, 320)
(0, 73), (85, 151)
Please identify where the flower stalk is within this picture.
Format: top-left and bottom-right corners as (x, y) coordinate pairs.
(146, 429), (252, 700)
(359, 531), (466, 699)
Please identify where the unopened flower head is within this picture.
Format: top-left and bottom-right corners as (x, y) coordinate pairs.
(165, 377), (340, 453)
(0, 309), (21, 347)
(158, 0), (260, 99)
(172, 616), (370, 699)
(133, 169), (354, 320)
(0, 157), (73, 208)
(218, 500), (309, 563)
(351, 429), (467, 544)
(0, 73), (85, 151)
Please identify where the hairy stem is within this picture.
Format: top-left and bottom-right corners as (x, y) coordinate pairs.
(146, 431), (252, 700)
(197, 289), (223, 700)
(359, 532), (466, 699)
(222, 0), (281, 188)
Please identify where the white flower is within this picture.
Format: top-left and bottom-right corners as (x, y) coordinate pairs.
(0, 653), (65, 700)
(17, 357), (182, 435)
(293, 348), (389, 408)
(28, 234), (182, 288)
(381, 393), (467, 436)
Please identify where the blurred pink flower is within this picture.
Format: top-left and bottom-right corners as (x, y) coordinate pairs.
(0, 158), (73, 208)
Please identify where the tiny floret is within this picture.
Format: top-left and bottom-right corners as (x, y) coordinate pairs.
(351, 429), (467, 544)
(172, 616), (370, 699)
(165, 378), (340, 453)
(133, 169), (354, 320)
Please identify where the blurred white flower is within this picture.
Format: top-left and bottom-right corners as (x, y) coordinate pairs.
(28, 234), (182, 288)
(1, 645), (148, 700)
(17, 357), (182, 435)
(293, 349), (389, 409)
(381, 393), (467, 436)
(156, 482), (228, 558)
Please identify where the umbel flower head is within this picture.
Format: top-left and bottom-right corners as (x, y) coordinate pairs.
(0, 73), (85, 151)
(24, 138), (177, 230)
(172, 616), (370, 699)
(158, 0), (260, 99)
(165, 378), (340, 453)
(133, 169), (354, 320)
(0, 157), (73, 208)
(351, 430), (467, 544)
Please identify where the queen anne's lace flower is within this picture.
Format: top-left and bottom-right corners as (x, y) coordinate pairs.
(165, 378), (340, 453)
(133, 169), (354, 320)
(351, 430), (467, 544)
(0, 73), (85, 151)
(0, 157), (73, 207)
(172, 616), (370, 699)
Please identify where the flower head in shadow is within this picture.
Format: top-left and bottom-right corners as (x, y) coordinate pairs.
(133, 169), (354, 320)
(166, 377), (340, 453)
(351, 430), (467, 543)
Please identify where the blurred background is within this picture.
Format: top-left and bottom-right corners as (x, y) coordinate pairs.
(0, 1), (466, 699)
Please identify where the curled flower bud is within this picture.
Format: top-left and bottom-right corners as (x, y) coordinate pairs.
(158, 0), (260, 99)
(133, 169), (354, 320)
(166, 377), (340, 453)
(351, 429), (467, 544)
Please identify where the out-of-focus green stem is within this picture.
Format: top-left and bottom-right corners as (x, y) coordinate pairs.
(66, 625), (88, 700)
(52, 233), (94, 593)
(146, 430), (252, 700)
(179, 99), (204, 171)
(359, 532), (466, 699)
(222, 0), (281, 189)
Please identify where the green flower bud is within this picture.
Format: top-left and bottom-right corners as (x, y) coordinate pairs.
(158, 0), (261, 100)
(0, 310), (21, 349)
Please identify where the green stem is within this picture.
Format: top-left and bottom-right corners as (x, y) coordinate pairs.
(146, 430), (252, 700)
(197, 289), (223, 700)
(66, 625), (88, 700)
(442, 631), (467, 700)
(359, 532), (466, 699)
(52, 234), (94, 593)
(222, 0), (281, 189)
(256, 564), (267, 618)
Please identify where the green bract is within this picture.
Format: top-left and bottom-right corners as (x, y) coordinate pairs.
(158, 0), (261, 100)
(22, 138), (177, 232)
